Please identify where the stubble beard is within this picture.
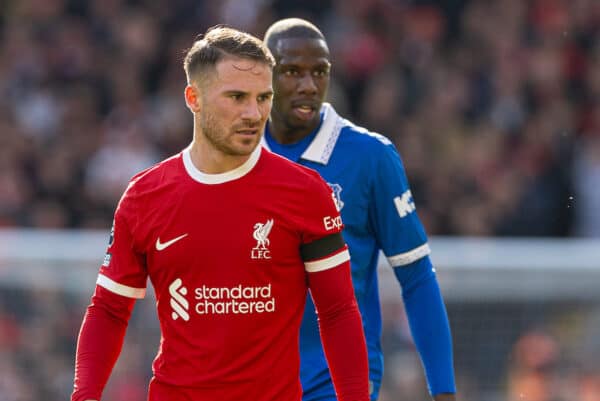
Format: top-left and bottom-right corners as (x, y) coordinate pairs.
(200, 109), (257, 157)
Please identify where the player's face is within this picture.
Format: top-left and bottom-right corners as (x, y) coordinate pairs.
(271, 38), (331, 137)
(197, 57), (273, 157)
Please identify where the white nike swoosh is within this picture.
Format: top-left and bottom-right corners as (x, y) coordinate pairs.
(156, 233), (188, 251)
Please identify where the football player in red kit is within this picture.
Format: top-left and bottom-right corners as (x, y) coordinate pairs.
(71, 26), (369, 401)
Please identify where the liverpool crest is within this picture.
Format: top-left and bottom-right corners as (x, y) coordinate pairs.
(252, 219), (274, 259)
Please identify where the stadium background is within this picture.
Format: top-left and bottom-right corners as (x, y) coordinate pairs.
(1, 0), (599, 400)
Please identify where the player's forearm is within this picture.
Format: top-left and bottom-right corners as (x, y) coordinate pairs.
(400, 264), (456, 396)
(318, 303), (369, 401)
(308, 262), (370, 401)
(72, 286), (134, 401)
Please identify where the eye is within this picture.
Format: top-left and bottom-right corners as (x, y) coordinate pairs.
(313, 69), (329, 77)
(283, 68), (298, 76)
(257, 94), (272, 103)
(230, 93), (243, 100)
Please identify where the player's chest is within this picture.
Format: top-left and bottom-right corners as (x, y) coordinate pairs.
(142, 190), (303, 278)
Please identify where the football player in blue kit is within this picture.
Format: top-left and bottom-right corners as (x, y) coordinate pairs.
(263, 18), (456, 401)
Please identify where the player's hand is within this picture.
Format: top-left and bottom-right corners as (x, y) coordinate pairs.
(433, 394), (456, 401)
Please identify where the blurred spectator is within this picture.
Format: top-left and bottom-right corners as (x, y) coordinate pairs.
(575, 309), (600, 401)
(1, 0), (598, 236)
(506, 330), (563, 401)
(573, 133), (600, 236)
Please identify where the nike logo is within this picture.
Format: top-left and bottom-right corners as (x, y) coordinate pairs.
(156, 233), (188, 251)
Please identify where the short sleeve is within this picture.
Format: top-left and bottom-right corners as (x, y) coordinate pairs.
(369, 143), (431, 268)
(97, 182), (148, 298)
(300, 172), (350, 273)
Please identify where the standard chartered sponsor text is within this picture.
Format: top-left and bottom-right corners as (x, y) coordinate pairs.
(194, 284), (275, 315)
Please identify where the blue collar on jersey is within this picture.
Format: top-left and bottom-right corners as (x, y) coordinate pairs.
(262, 103), (343, 165)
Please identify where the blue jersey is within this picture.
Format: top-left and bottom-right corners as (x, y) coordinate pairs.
(263, 104), (435, 400)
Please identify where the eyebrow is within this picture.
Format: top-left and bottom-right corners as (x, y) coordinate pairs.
(260, 89), (274, 97)
(278, 60), (331, 68)
(222, 89), (274, 97)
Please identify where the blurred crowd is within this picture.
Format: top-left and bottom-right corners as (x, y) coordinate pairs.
(379, 300), (600, 401)
(1, 0), (600, 236)
(0, 287), (154, 401)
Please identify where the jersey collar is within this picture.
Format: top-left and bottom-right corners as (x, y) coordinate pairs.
(182, 143), (262, 184)
(261, 103), (343, 165)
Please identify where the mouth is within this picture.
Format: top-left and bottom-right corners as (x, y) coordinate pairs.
(235, 129), (259, 136)
(233, 123), (262, 136)
(291, 103), (318, 121)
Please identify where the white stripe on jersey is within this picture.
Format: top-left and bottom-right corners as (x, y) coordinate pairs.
(97, 274), (146, 299)
(387, 243), (431, 267)
(304, 248), (350, 273)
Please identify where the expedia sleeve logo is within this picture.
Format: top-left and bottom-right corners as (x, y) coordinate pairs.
(323, 215), (343, 231)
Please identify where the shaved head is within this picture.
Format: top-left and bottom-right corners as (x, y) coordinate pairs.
(264, 18), (326, 56)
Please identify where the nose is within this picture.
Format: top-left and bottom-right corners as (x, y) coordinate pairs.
(297, 73), (318, 95)
(241, 99), (262, 122)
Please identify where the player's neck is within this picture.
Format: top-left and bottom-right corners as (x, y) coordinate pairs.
(188, 138), (252, 175)
(268, 116), (318, 145)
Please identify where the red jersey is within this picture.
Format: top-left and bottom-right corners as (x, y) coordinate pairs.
(83, 145), (358, 401)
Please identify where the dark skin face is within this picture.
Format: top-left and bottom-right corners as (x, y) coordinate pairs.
(269, 37), (331, 144)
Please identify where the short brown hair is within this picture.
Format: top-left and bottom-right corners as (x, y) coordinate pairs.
(183, 26), (275, 83)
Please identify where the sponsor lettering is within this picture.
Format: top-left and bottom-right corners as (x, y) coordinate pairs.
(169, 280), (276, 320)
(323, 215), (343, 231)
(194, 284), (275, 315)
(393, 190), (416, 218)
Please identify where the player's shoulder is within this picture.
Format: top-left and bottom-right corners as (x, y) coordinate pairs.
(261, 147), (323, 180)
(260, 148), (326, 186)
(323, 104), (395, 156)
(124, 152), (182, 197)
(339, 120), (394, 152)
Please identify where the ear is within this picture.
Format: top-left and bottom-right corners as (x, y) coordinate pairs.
(184, 84), (202, 112)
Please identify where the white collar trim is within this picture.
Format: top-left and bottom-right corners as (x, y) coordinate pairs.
(301, 103), (342, 164)
(182, 144), (261, 184)
(261, 103), (343, 165)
